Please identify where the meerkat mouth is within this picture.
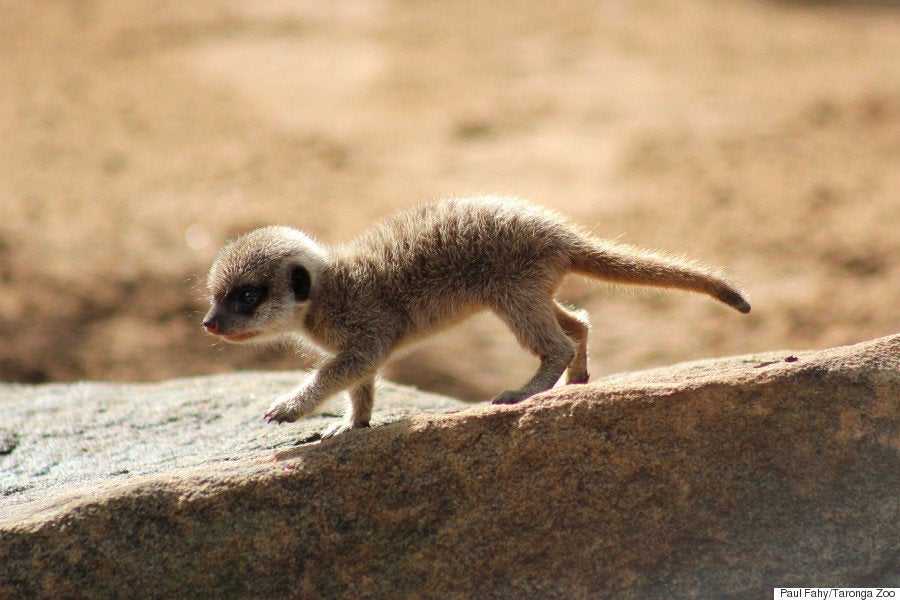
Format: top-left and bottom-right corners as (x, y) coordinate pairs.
(222, 331), (258, 343)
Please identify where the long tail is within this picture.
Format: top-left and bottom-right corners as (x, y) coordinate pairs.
(569, 238), (751, 314)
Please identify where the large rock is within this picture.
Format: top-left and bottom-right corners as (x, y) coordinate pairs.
(1, 335), (897, 599)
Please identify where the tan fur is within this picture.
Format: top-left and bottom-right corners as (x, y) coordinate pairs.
(203, 196), (750, 438)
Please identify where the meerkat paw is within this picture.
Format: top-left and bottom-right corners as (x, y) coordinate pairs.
(321, 421), (370, 440)
(565, 370), (590, 385)
(263, 396), (301, 424)
(263, 389), (311, 424)
(265, 379), (324, 424)
(491, 389), (534, 405)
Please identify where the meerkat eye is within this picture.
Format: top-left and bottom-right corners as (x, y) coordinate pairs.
(230, 285), (267, 313)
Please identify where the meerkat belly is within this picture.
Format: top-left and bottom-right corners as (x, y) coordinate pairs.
(385, 238), (556, 333)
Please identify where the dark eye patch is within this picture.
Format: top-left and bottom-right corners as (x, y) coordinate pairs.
(227, 285), (268, 314)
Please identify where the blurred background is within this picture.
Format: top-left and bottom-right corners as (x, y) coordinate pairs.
(0, 0), (897, 401)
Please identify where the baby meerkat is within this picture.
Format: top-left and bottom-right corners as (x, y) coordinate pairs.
(203, 196), (750, 438)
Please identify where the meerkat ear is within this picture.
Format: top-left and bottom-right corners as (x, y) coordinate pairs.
(290, 265), (312, 301)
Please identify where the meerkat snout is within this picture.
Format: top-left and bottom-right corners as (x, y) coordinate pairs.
(203, 286), (264, 338)
(202, 196), (750, 440)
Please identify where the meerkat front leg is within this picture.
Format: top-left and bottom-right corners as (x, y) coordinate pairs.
(264, 351), (381, 426)
(321, 377), (375, 440)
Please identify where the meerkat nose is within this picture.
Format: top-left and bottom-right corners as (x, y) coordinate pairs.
(203, 316), (220, 334)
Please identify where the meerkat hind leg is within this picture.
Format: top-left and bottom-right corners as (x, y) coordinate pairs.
(322, 377), (375, 440)
(491, 300), (576, 405)
(554, 302), (590, 385)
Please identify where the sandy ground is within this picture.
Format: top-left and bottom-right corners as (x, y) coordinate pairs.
(0, 0), (897, 401)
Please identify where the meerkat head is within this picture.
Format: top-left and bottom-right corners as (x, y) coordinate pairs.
(203, 226), (328, 344)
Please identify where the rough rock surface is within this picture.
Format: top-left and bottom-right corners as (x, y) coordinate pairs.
(1, 335), (898, 599)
